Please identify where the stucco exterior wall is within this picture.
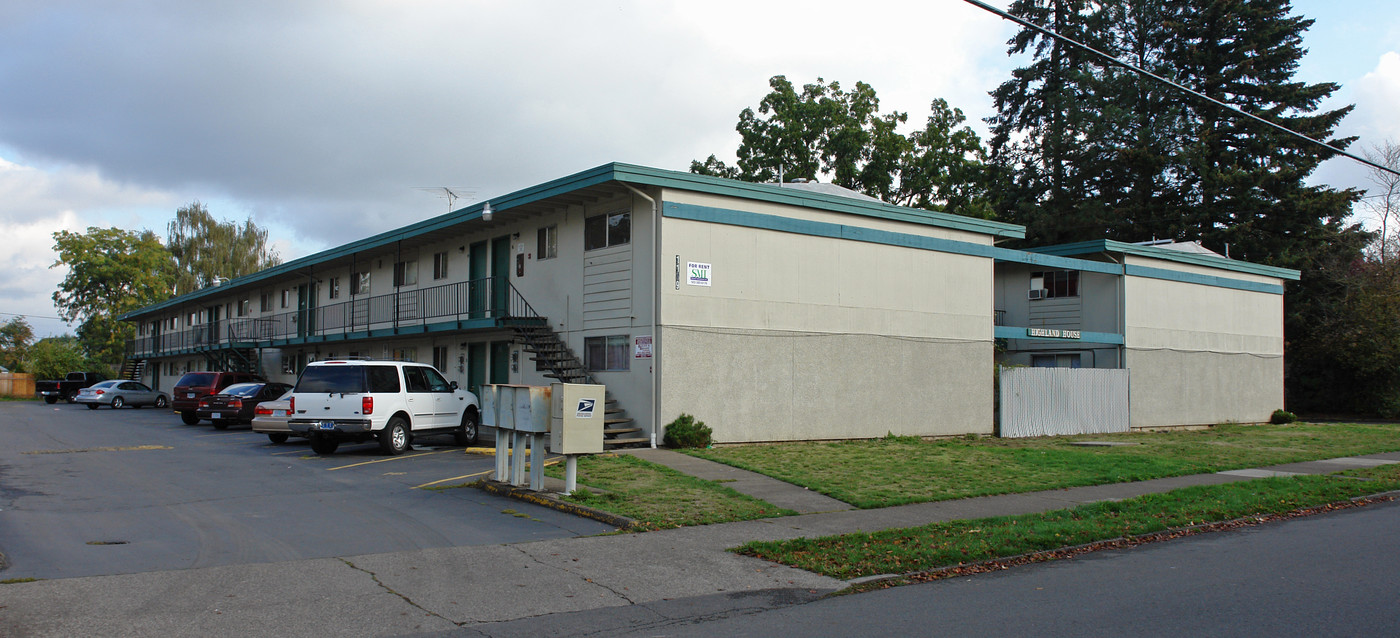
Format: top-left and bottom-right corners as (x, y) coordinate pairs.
(656, 212), (996, 442)
(1122, 260), (1285, 426)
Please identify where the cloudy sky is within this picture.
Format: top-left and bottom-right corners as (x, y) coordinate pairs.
(2, 0), (1398, 338)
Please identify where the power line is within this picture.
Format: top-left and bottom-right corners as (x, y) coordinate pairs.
(961, 0), (1400, 178)
(0, 311), (67, 321)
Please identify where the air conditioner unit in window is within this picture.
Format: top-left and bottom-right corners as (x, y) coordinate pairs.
(1028, 289), (1047, 300)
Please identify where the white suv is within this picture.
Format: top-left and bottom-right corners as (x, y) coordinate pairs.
(287, 359), (480, 456)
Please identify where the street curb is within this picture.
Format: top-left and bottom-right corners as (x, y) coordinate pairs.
(474, 479), (641, 530)
(838, 490), (1400, 593)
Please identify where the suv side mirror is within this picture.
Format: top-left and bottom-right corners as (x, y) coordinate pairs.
(450, 381), (460, 390)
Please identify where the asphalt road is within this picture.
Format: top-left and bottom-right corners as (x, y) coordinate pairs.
(0, 401), (610, 580)
(601, 498), (1400, 638)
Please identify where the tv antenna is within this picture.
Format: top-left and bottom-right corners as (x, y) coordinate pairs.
(414, 187), (476, 212)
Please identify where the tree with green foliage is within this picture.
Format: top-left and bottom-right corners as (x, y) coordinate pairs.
(692, 76), (995, 217)
(25, 336), (89, 380)
(0, 316), (34, 372)
(51, 227), (177, 367)
(167, 201), (282, 295)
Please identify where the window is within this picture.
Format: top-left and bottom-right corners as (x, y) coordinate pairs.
(584, 212), (630, 251)
(433, 345), (449, 372)
(537, 225), (558, 259)
(394, 260), (418, 287)
(391, 347), (417, 362)
(259, 293), (271, 312)
(1030, 270), (1079, 299)
(280, 289), (290, 309)
(238, 299), (250, 317)
(352, 272), (370, 296)
(432, 252), (449, 280)
(327, 277), (340, 300)
(584, 335), (630, 372)
(188, 311), (197, 325)
(1031, 353), (1082, 368)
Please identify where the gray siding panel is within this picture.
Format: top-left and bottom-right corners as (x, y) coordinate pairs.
(999, 367), (1129, 438)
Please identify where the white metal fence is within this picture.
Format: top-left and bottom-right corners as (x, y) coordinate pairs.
(998, 367), (1130, 438)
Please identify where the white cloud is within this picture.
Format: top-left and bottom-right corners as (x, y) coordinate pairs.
(1353, 52), (1400, 142)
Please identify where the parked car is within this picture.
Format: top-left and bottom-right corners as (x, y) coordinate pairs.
(75, 380), (170, 409)
(287, 359), (479, 456)
(196, 382), (294, 429)
(172, 371), (266, 425)
(251, 391), (296, 444)
(36, 371), (109, 404)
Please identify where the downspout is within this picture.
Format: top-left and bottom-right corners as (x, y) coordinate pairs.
(1105, 253), (1125, 368)
(621, 182), (659, 448)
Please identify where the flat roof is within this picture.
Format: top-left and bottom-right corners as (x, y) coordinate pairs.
(1029, 239), (1301, 281)
(122, 163), (1026, 320)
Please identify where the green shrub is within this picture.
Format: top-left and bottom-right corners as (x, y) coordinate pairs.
(1271, 409), (1297, 424)
(663, 413), (713, 449)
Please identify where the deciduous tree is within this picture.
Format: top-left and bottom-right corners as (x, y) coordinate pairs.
(51, 227), (176, 366)
(0, 316), (34, 372)
(167, 201), (281, 295)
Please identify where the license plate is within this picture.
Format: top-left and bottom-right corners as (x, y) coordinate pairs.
(187, 393), (196, 399)
(211, 413), (221, 419)
(317, 421), (337, 431)
(274, 410), (286, 417)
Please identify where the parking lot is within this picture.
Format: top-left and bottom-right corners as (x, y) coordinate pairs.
(0, 401), (612, 580)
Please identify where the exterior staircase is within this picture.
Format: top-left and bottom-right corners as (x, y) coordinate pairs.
(119, 358), (147, 381)
(200, 346), (260, 375)
(507, 319), (648, 449)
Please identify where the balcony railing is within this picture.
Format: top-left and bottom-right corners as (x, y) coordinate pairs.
(128, 276), (540, 358)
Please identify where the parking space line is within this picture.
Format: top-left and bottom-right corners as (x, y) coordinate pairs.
(412, 456), (564, 490)
(413, 469), (493, 489)
(327, 449), (455, 471)
(269, 449), (305, 456)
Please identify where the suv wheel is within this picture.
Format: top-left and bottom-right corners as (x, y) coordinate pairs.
(180, 411), (200, 425)
(379, 417), (410, 456)
(455, 410), (479, 446)
(310, 438), (339, 455)
(267, 433), (289, 444)
(43, 396), (57, 405)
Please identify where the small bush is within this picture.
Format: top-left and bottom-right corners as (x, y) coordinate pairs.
(663, 413), (713, 449)
(1271, 409), (1297, 424)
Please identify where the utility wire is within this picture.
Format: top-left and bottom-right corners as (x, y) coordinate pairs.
(962, 0), (1400, 178)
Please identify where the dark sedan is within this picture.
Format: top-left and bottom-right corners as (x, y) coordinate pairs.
(197, 382), (294, 429)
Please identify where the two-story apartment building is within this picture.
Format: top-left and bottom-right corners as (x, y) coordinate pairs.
(121, 163), (1298, 442)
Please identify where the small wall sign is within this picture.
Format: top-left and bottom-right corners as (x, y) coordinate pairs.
(634, 335), (652, 359)
(1027, 328), (1082, 339)
(687, 262), (712, 286)
(576, 398), (596, 419)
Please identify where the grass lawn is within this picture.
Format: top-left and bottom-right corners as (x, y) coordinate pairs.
(546, 453), (796, 530)
(689, 422), (1400, 508)
(734, 465), (1400, 580)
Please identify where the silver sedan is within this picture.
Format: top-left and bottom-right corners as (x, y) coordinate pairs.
(75, 380), (171, 410)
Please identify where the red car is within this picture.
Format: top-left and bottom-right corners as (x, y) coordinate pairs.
(196, 382), (293, 429)
(172, 371), (265, 425)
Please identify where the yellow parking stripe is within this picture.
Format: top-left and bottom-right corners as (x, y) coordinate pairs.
(411, 456), (564, 489)
(24, 445), (172, 455)
(413, 469), (493, 489)
(327, 449), (454, 471)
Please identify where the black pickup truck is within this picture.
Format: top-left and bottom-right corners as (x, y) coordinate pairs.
(36, 371), (109, 404)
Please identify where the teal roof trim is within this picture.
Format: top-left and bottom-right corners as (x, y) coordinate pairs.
(122, 163), (1023, 321)
(994, 326), (1124, 345)
(1030, 240), (1300, 281)
(612, 163), (1025, 239)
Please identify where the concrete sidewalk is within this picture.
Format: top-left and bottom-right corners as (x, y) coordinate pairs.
(4, 451), (1400, 637)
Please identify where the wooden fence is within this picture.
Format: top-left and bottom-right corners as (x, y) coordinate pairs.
(0, 373), (35, 398)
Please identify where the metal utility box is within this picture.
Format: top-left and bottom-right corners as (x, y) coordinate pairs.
(550, 383), (605, 455)
(480, 384), (551, 433)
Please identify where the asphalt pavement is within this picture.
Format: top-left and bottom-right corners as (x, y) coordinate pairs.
(3, 428), (1399, 636)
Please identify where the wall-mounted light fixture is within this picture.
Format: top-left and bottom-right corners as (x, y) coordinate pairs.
(481, 202), (493, 222)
